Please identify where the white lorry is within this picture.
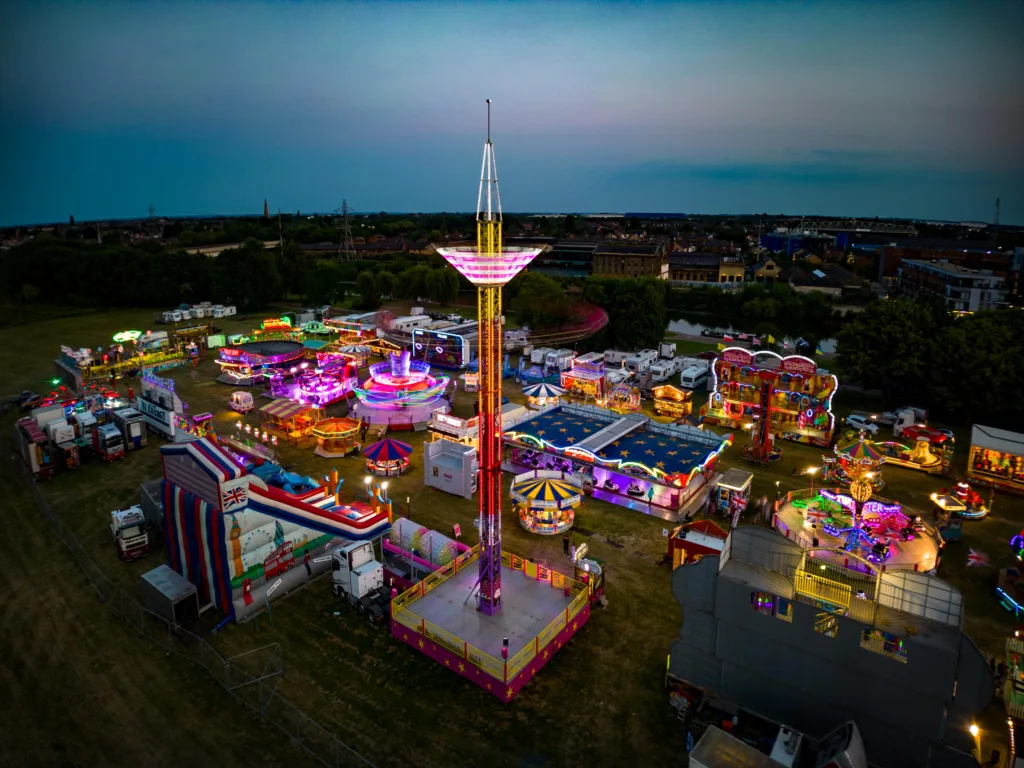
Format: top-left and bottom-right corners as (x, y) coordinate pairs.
(331, 541), (392, 626)
(110, 506), (151, 561)
(875, 405), (928, 426)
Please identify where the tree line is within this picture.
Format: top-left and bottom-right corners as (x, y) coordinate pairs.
(834, 298), (1024, 429)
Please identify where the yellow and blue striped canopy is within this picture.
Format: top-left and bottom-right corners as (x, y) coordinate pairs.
(511, 478), (582, 509)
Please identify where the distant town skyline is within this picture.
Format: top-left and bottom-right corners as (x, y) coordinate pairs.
(1, 0), (1022, 227)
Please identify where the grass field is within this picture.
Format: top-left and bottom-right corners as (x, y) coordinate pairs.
(3, 308), (1021, 766)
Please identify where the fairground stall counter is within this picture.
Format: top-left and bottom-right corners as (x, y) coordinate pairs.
(968, 424), (1024, 496)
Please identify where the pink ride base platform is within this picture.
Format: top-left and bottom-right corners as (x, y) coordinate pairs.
(390, 549), (591, 701)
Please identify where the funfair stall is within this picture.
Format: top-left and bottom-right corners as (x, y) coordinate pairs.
(423, 439), (478, 499)
(312, 418), (362, 458)
(511, 471), (583, 536)
(560, 352), (606, 402)
(968, 425), (1024, 496)
(667, 519), (729, 569)
(259, 399), (324, 444)
(701, 348), (837, 456)
(136, 369), (187, 442)
(364, 437), (413, 477)
(714, 468), (754, 527)
(652, 385), (693, 420)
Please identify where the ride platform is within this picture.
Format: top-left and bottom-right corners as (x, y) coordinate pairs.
(390, 546), (591, 701)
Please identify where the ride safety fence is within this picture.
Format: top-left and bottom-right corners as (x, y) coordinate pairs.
(391, 545), (590, 683)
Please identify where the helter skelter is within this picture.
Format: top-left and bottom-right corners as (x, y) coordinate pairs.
(436, 100), (541, 614)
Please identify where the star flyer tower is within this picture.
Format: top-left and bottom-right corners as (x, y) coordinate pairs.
(437, 101), (542, 615)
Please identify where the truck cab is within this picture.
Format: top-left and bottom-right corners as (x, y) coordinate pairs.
(110, 506), (150, 561)
(93, 423), (125, 462)
(331, 542), (391, 625)
(113, 408), (147, 450)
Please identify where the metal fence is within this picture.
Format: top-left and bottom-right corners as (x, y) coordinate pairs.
(13, 452), (375, 768)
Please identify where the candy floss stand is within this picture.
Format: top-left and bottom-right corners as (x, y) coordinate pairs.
(715, 468), (754, 528)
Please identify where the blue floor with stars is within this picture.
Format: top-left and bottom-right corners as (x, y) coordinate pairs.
(513, 407), (715, 476)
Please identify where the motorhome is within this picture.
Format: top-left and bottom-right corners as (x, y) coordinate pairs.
(390, 315), (434, 333)
(530, 347), (554, 365)
(603, 349), (630, 366)
(658, 342), (677, 359)
(624, 349), (658, 375)
(649, 359), (678, 383)
(680, 365), (710, 391)
(545, 349), (575, 371)
(503, 327), (530, 350)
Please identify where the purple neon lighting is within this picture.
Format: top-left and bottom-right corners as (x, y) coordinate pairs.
(437, 247), (542, 286)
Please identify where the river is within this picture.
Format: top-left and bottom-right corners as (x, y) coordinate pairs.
(667, 318), (837, 354)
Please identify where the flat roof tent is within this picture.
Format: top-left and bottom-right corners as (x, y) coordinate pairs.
(971, 424), (1024, 456)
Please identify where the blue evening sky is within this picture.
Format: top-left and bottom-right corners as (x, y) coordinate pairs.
(1, 0), (1022, 225)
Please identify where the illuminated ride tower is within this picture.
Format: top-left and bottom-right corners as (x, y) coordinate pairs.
(437, 101), (542, 615)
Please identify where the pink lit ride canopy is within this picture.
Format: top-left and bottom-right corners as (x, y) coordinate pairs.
(353, 351), (449, 410)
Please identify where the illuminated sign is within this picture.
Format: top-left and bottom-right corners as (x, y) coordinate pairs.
(573, 543), (589, 562)
(113, 330), (143, 343)
(720, 348), (753, 365)
(220, 347), (242, 357)
(780, 356), (818, 376)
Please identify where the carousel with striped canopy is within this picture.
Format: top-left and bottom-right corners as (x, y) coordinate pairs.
(510, 472), (583, 535)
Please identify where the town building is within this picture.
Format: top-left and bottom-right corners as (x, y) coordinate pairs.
(668, 253), (745, 285)
(592, 243), (668, 279)
(509, 238), (597, 278)
(749, 257), (781, 283)
(667, 527), (992, 768)
(898, 259), (1009, 312)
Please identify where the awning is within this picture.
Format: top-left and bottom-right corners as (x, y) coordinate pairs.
(260, 399), (313, 420)
(972, 424), (1024, 457)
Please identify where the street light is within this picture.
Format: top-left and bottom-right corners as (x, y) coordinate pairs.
(775, 480), (781, 502)
(969, 723), (980, 759)
(364, 475), (372, 500)
(805, 466), (819, 494)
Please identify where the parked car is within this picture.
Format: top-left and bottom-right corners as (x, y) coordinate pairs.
(844, 414), (879, 434)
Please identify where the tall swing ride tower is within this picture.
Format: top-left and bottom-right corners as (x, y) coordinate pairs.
(437, 101), (542, 615)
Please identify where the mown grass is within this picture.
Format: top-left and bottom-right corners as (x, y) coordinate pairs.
(3, 308), (1020, 767)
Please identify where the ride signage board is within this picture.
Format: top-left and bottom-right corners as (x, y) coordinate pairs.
(780, 356), (818, 377)
(720, 348), (753, 366)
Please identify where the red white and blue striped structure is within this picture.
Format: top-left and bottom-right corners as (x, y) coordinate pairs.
(362, 437), (413, 463)
(160, 437), (391, 618)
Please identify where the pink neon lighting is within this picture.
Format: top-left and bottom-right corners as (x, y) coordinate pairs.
(352, 351), (449, 410)
(437, 247), (542, 286)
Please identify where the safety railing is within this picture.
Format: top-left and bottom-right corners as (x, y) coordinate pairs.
(394, 547), (590, 684)
(794, 569), (851, 611)
(424, 620), (465, 657)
